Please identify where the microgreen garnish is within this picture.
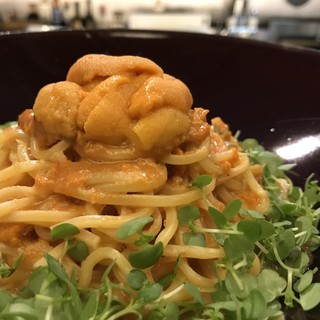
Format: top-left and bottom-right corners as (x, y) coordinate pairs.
(67, 240), (89, 262)
(116, 216), (153, 243)
(0, 254), (23, 279)
(191, 175), (212, 189)
(0, 121), (17, 130)
(50, 223), (80, 240)
(128, 242), (164, 269)
(183, 232), (206, 247)
(177, 205), (200, 226)
(127, 269), (147, 290)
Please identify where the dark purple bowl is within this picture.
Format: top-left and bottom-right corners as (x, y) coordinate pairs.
(0, 29), (319, 319)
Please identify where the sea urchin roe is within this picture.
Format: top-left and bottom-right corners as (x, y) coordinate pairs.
(31, 54), (193, 161)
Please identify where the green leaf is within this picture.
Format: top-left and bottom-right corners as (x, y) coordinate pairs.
(224, 235), (254, 262)
(208, 301), (237, 312)
(0, 289), (14, 312)
(163, 301), (179, 320)
(304, 176), (320, 206)
(257, 220), (275, 240)
(134, 233), (154, 246)
(0, 262), (12, 278)
(295, 216), (313, 245)
(44, 253), (69, 282)
(3, 303), (38, 320)
(128, 242), (163, 269)
(138, 282), (163, 303)
(12, 253), (24, 270)
(148, 309), (164, 320)
(237, 220), (262, 242)
(242, 289), (267, 320)
(285, 251), (310, 269)
(239, 209), (265, 219)
(271, 229), (296, 260)
(278, 163), (296, 171)
(259, 151), (284, 176)
(157, 273), (174, 288)
(51, 223), (80, 240)
(257, 269), (286, 303)
(192, 175), (212, 189)
(67, 240), (89, 262)
(127, 269), (147, 290)
(177, 205), (200, 226)
(80, 293), (99, 320)
(222, 199), (242, 221)
(0, 121), (17, 129)
(240, 138), (261, 151)
(274, 239), (290, 260)
(300, 283), (320, 311)
(279, 202), (298, 215)
(225, 271), (257, 298)
(183, 232), (206, 247)
(0, 254), (23, 279)
(208, 207), (227, 229)
(294, 270), (314, 293)
(184, 282), (204, 305)
(116, 216), (153, 240)
(67, 278), (83, 316)
(27, 266), (50, 295)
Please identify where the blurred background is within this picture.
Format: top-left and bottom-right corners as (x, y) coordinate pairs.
(1, 0), (320, 49)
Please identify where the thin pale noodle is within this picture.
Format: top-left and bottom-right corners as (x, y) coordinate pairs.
(55, 208), (154, 230)
(215, 186), (235, 204)
(34, 242), (81, 276)
(145, 209), (163, 237)
(243, 169), (267, 197)
(34, 226), (52, 240)
(91, 229), (124, 252)
(97, 208), (163, 245)
(163, 244), (224, 259)
(34, 242), (66, 267)
(199, 157), (223, 175)
(162, 137), (210, 165)
(222, 177), (243, 191)
(0, 126), (26, 145)
(155, 207), (179, 247)
(0, 197), (36, 218)
(74, 229), (101, 250)
(1, 210), (80, 225)
(76, 178), (215, 207)
(205, 193), (225, 211)
(30, 138), (70, 161)
(0, 186), (37, 201)
(242, 169), (270, 213)
(250, 163), (264, 175)
(0, 161), (42, 182)
(216, 154), (249, 185)
(179, 258), (216, 290)
(79, 247), (132, 288)
(209, 147), (237, 162)
(16, 139), (31, 162)
(157, 182), (190, 195)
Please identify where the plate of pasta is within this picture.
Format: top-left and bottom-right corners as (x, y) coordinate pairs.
(0, 30), (319, 320)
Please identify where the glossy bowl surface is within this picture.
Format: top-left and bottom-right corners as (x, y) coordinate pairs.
(0, 29), (319, 319)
